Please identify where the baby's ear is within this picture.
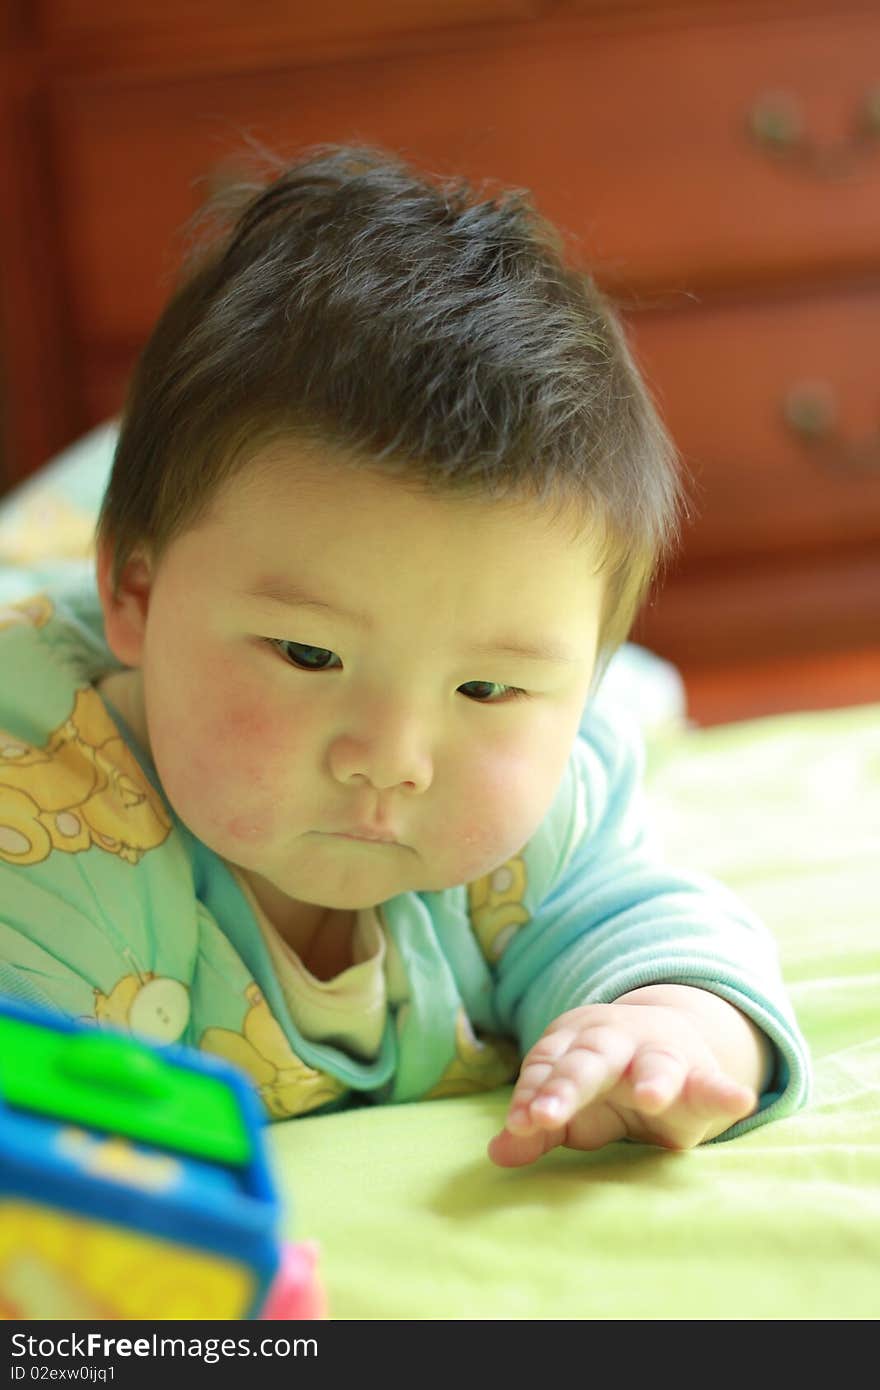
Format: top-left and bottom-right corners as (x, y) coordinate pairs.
(96, 540), (154, 668)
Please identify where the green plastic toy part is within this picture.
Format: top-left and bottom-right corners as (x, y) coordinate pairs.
(0, 1013), (252, 1167)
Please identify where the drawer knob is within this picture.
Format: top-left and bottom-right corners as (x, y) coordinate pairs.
(748, 87), (880, 178)
(783, 382), (880, 471)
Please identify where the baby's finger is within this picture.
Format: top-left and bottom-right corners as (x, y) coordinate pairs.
(684, 1068), (757, 1121)
(487, 1122), (565, 1169)
(509, 1026), (636, 1133)
(629, 1046), (690, 1115)
(504, 1028), (578, 1133)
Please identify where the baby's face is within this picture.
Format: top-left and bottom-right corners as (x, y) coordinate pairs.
(109, 447), (604, 911)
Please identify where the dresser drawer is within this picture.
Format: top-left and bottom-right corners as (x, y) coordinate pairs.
(636, 543), (880, 667)
(52, 4), (880, 350)
(629, 282), (880, 564)
(36, 0), (537, 76)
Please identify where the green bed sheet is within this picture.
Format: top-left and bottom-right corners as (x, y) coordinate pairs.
(271, 702), (880, 1320)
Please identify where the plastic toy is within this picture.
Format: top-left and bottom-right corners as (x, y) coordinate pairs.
(0, 995), (326, 1320)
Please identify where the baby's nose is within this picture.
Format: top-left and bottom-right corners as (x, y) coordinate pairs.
(327, 723), (433, 794)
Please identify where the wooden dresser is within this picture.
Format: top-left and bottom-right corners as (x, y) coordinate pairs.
(2, 0), (879, 722)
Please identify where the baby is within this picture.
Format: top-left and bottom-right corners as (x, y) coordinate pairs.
(0, 144), (809, 1166)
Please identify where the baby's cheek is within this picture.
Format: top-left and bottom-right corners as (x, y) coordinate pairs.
(443, 752), (546, 879)
(190, 699), (297, 844)
(222, 807), (279, 845)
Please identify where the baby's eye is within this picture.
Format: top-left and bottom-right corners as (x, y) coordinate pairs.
(272, 640), (342, 671)
(458, 680), (527, 703)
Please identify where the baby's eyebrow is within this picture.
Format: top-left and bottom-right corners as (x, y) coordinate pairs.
(246, 577), (365, 625)
(245, 576), (579, 666)
(463, 638), (579, 667)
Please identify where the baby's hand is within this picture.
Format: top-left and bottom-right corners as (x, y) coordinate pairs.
(488, 998), (760, 1167)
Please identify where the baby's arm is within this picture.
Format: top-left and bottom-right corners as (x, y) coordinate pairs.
(489, 984), (773, 1167)
(488, 702), (810, 1165)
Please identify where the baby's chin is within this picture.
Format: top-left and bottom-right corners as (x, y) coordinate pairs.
(221, 828), (525, 915)
(249, 855), (486, 914)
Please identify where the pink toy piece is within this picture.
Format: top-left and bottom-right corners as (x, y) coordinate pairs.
(260, 1240), (328, 1320)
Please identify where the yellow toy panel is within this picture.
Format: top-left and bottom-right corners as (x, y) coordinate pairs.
(0, 1200), (254, 1320)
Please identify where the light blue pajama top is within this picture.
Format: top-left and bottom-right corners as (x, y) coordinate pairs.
(0, 569), (811, 1135)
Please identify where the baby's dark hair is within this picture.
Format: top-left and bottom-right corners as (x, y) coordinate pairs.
(97, 142), (683, 665)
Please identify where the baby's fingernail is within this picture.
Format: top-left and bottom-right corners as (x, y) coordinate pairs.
(636, 1080), (672, 1101)
(532, 1096), (564, 1122)
(507, 1105), (531, 1133)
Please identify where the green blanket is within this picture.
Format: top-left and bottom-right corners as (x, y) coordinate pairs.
(272, 703), (880, 1320)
